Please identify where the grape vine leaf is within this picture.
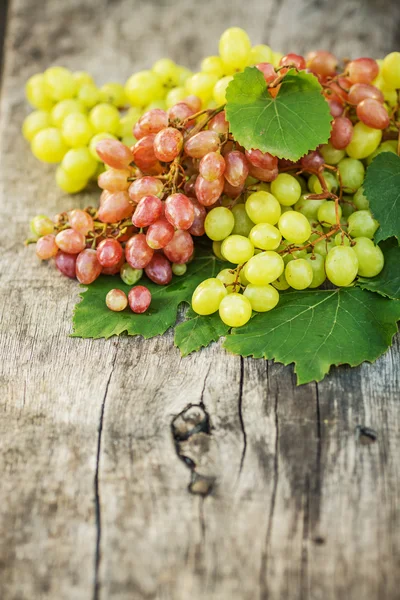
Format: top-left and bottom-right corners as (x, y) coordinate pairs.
(225, 67), (332, 161)
(357, 238), (400, 300)
(364, 152), (400, 243)
(174, 308), (230, 356)
(223, 287), (400, 385)
(72, 243), (230, 339)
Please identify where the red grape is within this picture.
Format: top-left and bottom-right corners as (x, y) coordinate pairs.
(76, 249), (102, 284)
(199, 151), (226, 181)
(208, 111), (229, 135)
(247, 162), (278, 182)
(346, 58), (379, 84)
(106, 289), (128, 311)
(195, 174), (224, 206)
(128, 286), (151, 314)
(101, 255), (125, 275)
(306, 51), (338, 77)
(328, 99), (344, 118)
(97, 191), (134, 223)
(96, 238), (124, 268)
(245, 148), (278, 170)
(163, 230), (194, 264)
(183, 95), (201, 112)
(301, 150), (325, 170)
(132, 134), (158, 171)
(135, 109), (168, 137)
(356, 99), (390, 130)
(146, 218), (175, 249)
(132, 195), (163, 227)
(154, 127), (183, 162)
(55, 229), (86, 254)
(55, 251), (77, 278)
(279, 53), (306, 70)
(223, 179), (244, 198)
(256, 62), (276, 84)
(330, 117), (354, 149)
(184, 131), (220, 158)
(36, 234), (58, 260)
(145, 253), (172, 285)
(165, 193), (195, 230)
(96, 139), (134, 170)
(98, 168), (131, 192)
(125, 233), (154, 269)
(128, 176), (164, 204)
(168, 102), (195, 124)
(188, 199), (206, 236)
(69, 209), (94, 235)
(224, 151), (249, 187)
(348, 83), (384, 105)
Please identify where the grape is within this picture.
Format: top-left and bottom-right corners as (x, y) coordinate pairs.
(224, 151), (249, 187)
(280, 242), (308, 263)
(132, 195), (163, 227)
(317, 201), (341, 226)
(353, 187), (369, 210)
(217, 268), (240, 293)
(132, 134), (158, 171)
(185, 72), (218, 103)
(166, 88), (188, 109)
(294, 195), (320, 220)
(168, 101), (195, 123)
(352, 237), (384, 277)
(184, 131), (220, 159)
(69, 209), (94, 235)
(99, 82), (127, 107)
(245, 191), (281, 225)
(125, 233), (154, 269)
(172, 263), (187, 276)
(243, 283), (279, 312)
(272, 273), (290, 291)
(73, 71), (94, 88)
(348, 210), (379, 239)
(199, 152), (225, 181)
(201, 56), (225, 78)
(195, 175), (224, 206)
(219, 28), (251, 71)
(313, 237), (335, 257)
(22, 110), (53, 141)
(78, 84), (100, 109)
(248, 45), (273, 66)
(88, 103), (120, 135)
(98, 191), (133, 223)
(96, 139), (134, 170)
(145, 253), (172, 285)
(183, 95), (202, 112)
(36, 234), (58, 259)
(280, 53), (306, 70)
(221, 235), (254, 264)
(306, 51), (338, 77)
(204, 206), (235, 241)
(208, 111), (229, 134)
(43, 66), (76, 101)
(348, 83), (384, 105)
(61, 113), (93, 147)
(31, 128), (68, 163)
(125, 71), (164, 106)
(327, 98), (344, 118)
(51, 99), (85, 128)
(101, 254), (125, 275)
(244, 251), (284, 285)
(188, 199), (207, 237)
(75, 249), (102, 284)
(338, 158), (365, 193)
(154, 127), (183, 162)
(55, 251), (77, 278)
(285, 259), (313, 290)
(300, 150), (325, 171)
(128, 286), (152, 313)
(25, 74), (53, 110)
(146, 218), (175, 250)
(366, 140), (398, 165)
(128, 176), (164, 204)
(346, 122), (382, 159)
(165, 193), (195, 230)
(192, 278), (227, 315)
(98, 168), (131, 192)
(356, 98), (390, 130)
(219, 293), (252, 327)
(320, 142), (346, 165)
(255, 62), (277, 84)
(55, 229), (86, 254)
(132, 109), (166, 139)
(270, 173), (301, 206)
(55, 167), (87, 193)
(30, 215), (54, 237)
(346, 58), (379, 84)
(278, 212), (311, 244)
(247, 162), (278, 183)
(231, 204), (255, 237)
(89, 133), (117, 161)
(325, 246), (358, 286)
(382, 52), (400, 88)
(245, 149), (277, 171)
(249, 223), (282, 250)
(306, 253), (326, 288)
(96, 238), (124, 268)
(308, 171), (337, 194)
(335, 232), (351, 246)
(330, 117), (353, 149)
(163, 230), (194, 264)
(61, 148), (97, 182)
(152, 58), (180, 87)
(213, 75), (234, 104)
(223, 179), (245, 198)
(106, 289), (128, 312)
(120, 263), (143, 286)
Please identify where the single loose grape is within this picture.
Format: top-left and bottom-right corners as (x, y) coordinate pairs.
(325, 246), (359, 286)
(128, 286), (152, 314)
(306, 253), (326, 288)
(22, 110), (52, 141)
(346, 122), (382, 159)
(245, 191), (281, 225)
(221, 235), (254, 264)
(243, 284), (279, 312)
(352, 237), (384, 277)
(31, 128), (68, 163)
(219, 293), (252, 327)
(204, 207), (235, 241)
(106, 289), (128, 312)
(317, 201), (341, 226)
(244, 251), (284, 285)
(192, 278), (227, 315)
(217, 268), (240, 293)
(348, 210), (379, 239)
(249, 223), (281, 250)
(278, 211), (311, 244)
(271, 173), (301, 206)
(285, 259), (313, 290)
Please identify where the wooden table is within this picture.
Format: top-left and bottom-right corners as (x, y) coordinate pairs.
(1, 1), (399, 598)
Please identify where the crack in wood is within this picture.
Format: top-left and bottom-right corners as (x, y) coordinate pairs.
(238, 356), (247, 477)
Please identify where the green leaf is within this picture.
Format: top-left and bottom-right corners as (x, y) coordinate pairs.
(357, 238), (400, 300)
(225, 67), (332, 161)
(223, 287), (400, 385)
(72, 243), (229, 340)
(174, 308), (230, 356)
(364, 152), (400, 243)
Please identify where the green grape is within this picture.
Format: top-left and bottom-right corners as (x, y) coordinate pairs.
(201, 56), (225, 78)
(55, 166), (87, 193)
(231, 204), (255, 237)
(118, 107), (142, 137)
(61, 147), (97, 180)
(100, 82), (127, 107)
(245, 191), (281, 225)
(281, 247), (308, 264)
(271, 173), (301, 206)
(308, 222), (324, 243)
(22, 110), (52, 142)
(382, 52), (400, 88)
(338, 158), (365, 193)
(285, 258), (313, 290)
(272, 272), (290, 290)
(247, 181), (270, 193)
(313, 237), (335, 257)
(278, 211), (311, 244)
(51, 99), (86, 127)
(348, 210), (379, 239)
(31, 127), (68, 162)
(217, 268), (240, 293)
(78, 84), (100, 109)
(219, 293), (252, 327)
(192, 278), (227, 315)
(325, 246), (358, 286)
(353, 187), (369, 211)
(294, 175), (308, 193)
(352, 237), (384, 277)
(247, 44), (273, 66)
(243, 283), (279, 312)
(221, 235), (254, 264)
(165, 87), (187, 108)
(308, 171), (337, 194)
(25, 74), (54, 110)
(185, 72), (218, 104)
(89, 103), (120, 135)
(152, 58), (180, 88)
(30, 215), (54, 237)
(212, 240), (225, 261)
(219, 27), (251, 71)
(306, 253), (326, 288)
(145, 99), (167, 111)
(271, 51), (284, 68)
(122, 135), (137, 147)
(89, 132), (117, 161)
(92, 162), (106, 180)
(341, 197), (355, 218)
(319, 142), (346, 165)
(294, 195), (320, 220)
(280, 206), (293, 214)
(172, 263), (187, 276)
(244, 251), (284, 285)
(366, 140), (398, 165)
(62, 113), (93, 147)
(73, 71), (94, 88)
(125, 70), (164, 106)
(120, 263), (143, 285)
(317, 200), (341, 226)
(213, 75), (233, 104)
(249, 223), (281, 250)
(239, 268), (250, 286)
(44, 66), (77, 101)
(346, 122), (382, 159)
(204, 207), (235, 241)
(334, 232), (351, 246)
(176, 66), (193, 86)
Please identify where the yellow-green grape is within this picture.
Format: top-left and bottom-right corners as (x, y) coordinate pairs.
(338, 158), (365, 193)
(172, 263), (187, 276)
(346, 122), (382, 159)
(62, 113), (93, 147)
(366, 140), (398, 165)
(231, 204), (255, 237)
(353, 187), (369, 210)
(152, 58), (180, 88)
(245, 191), (281, 225)
(165, 87), (187, 108)
(213, 75), (233, 104)
(239, 268), (250, 286)
(146, 99), (167, 111)
(30, 215), (54, 237)
(334, 232), (351, 246)
(120, 263), (143, 286)
(294, 175), (308, 194)
(51, 99), (86, 127)
(243, 283), (279, 312)
(382, 52), (400, 88)
(61, 147), (97, 180)
(325, 246), (358, 286)
(201, 56), (225, 78)
(341, 197), (355, 218)
(176, 66), (193, 86)
(89, 103), (120, 135)
(320, 142), (346, 165)
(22, 110), (52, 141)
(271, 173), (301, 206)
(280, 244), (308, 264)
(78, 83), (100, 109)
(217, 268), (240, 293)
(278, 211), (311, 244)
(249, 223), (282, 250)
(55, 166), (88, 193)
(280, 206), (293, 214)
(352, 237), (384, 277)
(219, 27), (251, 71)
(212, 240), (226, 261)
(185, 72), (218, 104)
(306, 254), (326, 288)
(294, 195), (320, 220)
(89, 132), (117, 161)
(44, 66), (77, 101)
(317, 200), (341, 226)
(221, 235), (254, 264)
(92, 162), (105, 180)
(313, 237), (335, 257)
(100, 82), (127, 107)
(247, 44), (273, 66)
(285, 258), (313, 290)
(73, 71), (94, 88)
(348, 210), (379, 239)
(25, 74), (54, 110)
(308, 171), (337, 194)
(118, 106), (142, 137)
(272, 272), (290, 290)
(248, 180), (270, 193)
(31, 127), (68, 162)
(192, 278), (227, 315)
(204, 207), (235, 241)
(308, 223), (324, 243)
(271, 51), (284, 68)
(125, 70), (164, 106)
(219, 293), (252, 327)
(122, 135), (137, 147)
(244, 251), (284, 285)
(205, 99), (218, 110)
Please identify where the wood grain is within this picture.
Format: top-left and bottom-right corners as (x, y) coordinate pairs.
(0, 1), (399, 599)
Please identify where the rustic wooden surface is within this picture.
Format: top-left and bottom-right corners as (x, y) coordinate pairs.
(0, 1), (400, 599)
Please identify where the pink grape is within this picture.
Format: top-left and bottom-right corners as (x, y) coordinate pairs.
(98, 168), (131, 192)
(135, 109), (168, 137)
(356, 99), (390, 130)
(100, 190), (112, 206)
(301, 150), (325, 170)
(146, 218), (175, 249)
(68, 209), (94, 235)
(132, 134), (158, 171)
(306, 51), (338, 77)
(36, 234), (58, 260)
(165, 193), (195, 230)
(224, 151), (249, 187)
(188, 199), (206, 236)
(348, 83), (384, 105)
(168, 102), (195, 123)
(128, 286), (151, 314)
(125, 233), (154, 268)
(154, 127), (183, 162)
(330, 117), (354, 149)
(207, 111), (229, 134)
(184, 174), (198, 197)
(132, 195), (163, 227)
(163, 230), (194, 264)
(195, 174), (224, 206)
(247, 162), (278, 182)
(279, 53), (306, 70)
(184, 131), (220, 158)
(328, 99), (344, 118)
(55, 229), (86, 254)
(223, 179), (244, 198)
(97, 191), (134, 223)
(96, 238), (124, 268)
(199, 152), (226, 181)
(183, 95), (201, 112)
(128, 176), (164, 204)
(256, 63), (276, 84)
(76, 249), (102, 284)
(96, 139), (134, 170)
(245, 148), (278, 170)
(106, 289), (128, 312)
(346, 58), (379, 84)
(145, 253), (172, 285)
(55, 251), (77, 278)
(102, 255), (125, 275)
